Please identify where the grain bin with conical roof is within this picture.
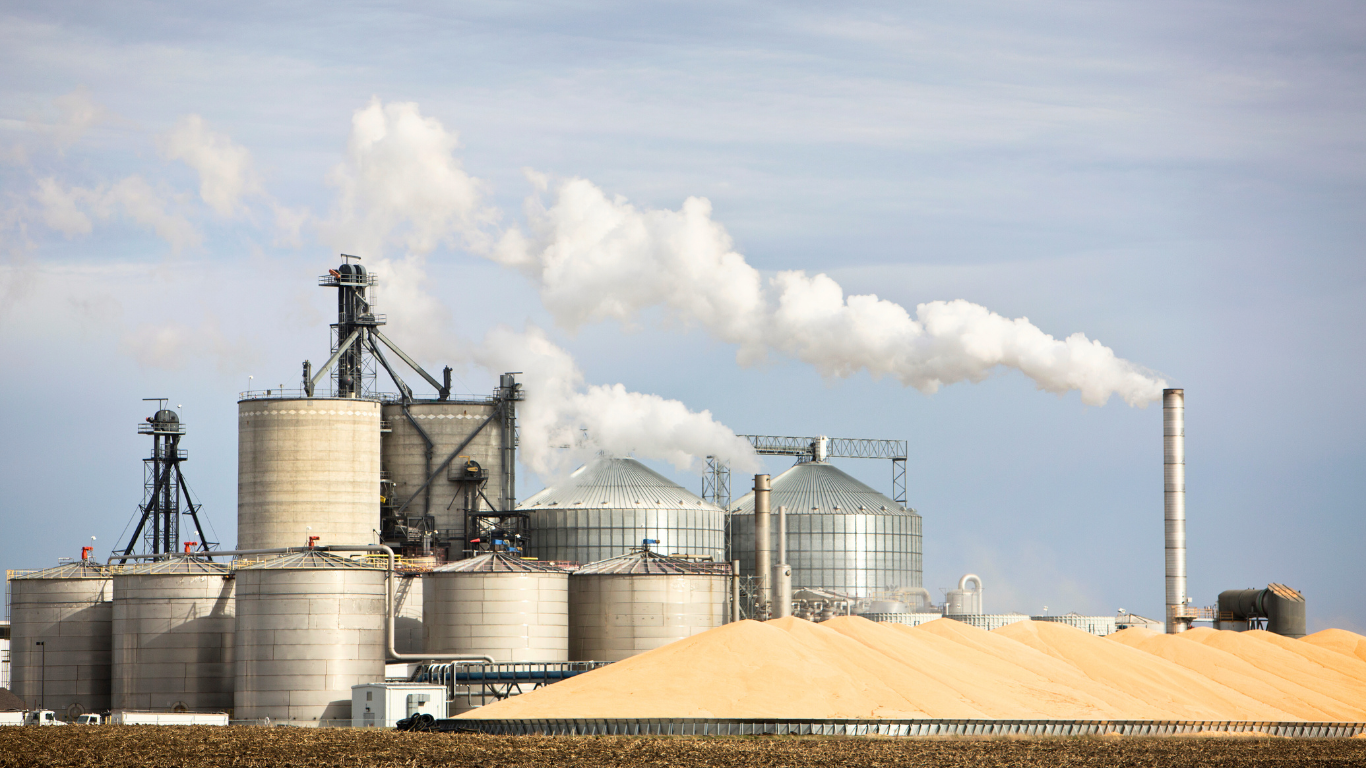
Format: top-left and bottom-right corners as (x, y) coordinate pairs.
(233, 551), (386, 724)
(424, 553), (568, 663)
(8, 560), (112, 718)
(523, 457), (725, 565)
(731, 461), (922, 602)
(569, 550), (730, 662)
(111, 556), (235, 712)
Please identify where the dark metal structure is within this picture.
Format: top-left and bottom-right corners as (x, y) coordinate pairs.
(702, 434), (909, 511)
(305, 255), (451, 402)
(117, 400), (214, 562)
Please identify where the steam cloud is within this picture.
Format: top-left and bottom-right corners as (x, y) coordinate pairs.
(320, 100), (758, 474)
(491, 177), (1166, 407)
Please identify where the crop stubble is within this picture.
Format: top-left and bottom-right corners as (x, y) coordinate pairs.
(2, 728), (1365, 768)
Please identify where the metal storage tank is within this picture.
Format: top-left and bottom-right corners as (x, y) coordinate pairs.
(381, 399), (510, 547)
(569, 550), (730, 662)
(424, 553), (568, 662)
(237, 397), (381, 550)
(731, 461), (922, 600)
(8, 561), (112, 718)
(111, 557), (234, 712)
(234, 551), (386, 724)
(524, 457), (726, 565)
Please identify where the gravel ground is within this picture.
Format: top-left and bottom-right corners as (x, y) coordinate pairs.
(2, 727), (1365, 768)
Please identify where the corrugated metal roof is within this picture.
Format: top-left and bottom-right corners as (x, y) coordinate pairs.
(519, 456), (720, 512)
(731, 461), (917, 517)
(117, 557), (229, 576)
(575, 549), (731, 576)
(235, 550), (385, 570)
(10, 561), (110, 580)
(433, 553), (568, 574)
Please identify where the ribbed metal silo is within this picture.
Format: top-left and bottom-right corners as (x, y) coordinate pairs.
(523, 457), (726, 565)
(233, 551), (386, 724)
(731, 461), (922, 600)
(111, 557), (234, 712)
(424, 553), (568, 662)
(237, 398), (381, 550)
(569, 550), (730, 662)
(381, 400), (509, 548)
(8, 561), (112, 718)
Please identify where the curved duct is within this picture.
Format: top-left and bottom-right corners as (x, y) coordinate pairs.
(1217, 583), (1306, 638)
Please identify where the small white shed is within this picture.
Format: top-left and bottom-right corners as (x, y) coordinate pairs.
(351, 683), (447, 728)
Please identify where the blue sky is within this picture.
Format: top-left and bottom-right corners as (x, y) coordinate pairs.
(2, 2), (1363, 630)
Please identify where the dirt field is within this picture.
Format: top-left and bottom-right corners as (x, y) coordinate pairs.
(2, 727), (1365, 768)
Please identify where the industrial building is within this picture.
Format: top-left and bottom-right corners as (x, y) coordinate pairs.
(1, 258), (1311, 724)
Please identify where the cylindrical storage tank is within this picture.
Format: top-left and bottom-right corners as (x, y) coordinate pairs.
(569, 551), (730, 662)
(111, 557), (235, 712)
(234, 551), (386, 724)
(944, 574), (983, 616)
(731, 461), (922, 598)
(424, 553), (568, 662)
(381, 400), (508, 546)
(524, 456), (726, 565)
(8, 562), (112, 718)
(237, 397), (381, 550)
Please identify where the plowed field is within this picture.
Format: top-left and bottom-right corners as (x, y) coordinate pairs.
(2, 727), (1364, 768)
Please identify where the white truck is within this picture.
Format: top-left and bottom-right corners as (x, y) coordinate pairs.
(0, 712), (25, 726)
(109, 711), (229, 726)
(74, 713), (104, 725)
(23, 711), (65, 726)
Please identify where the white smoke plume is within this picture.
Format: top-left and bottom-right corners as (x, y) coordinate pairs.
(160, 114), (262, 217)
(472, 324), (758, 477)
(493, 177), (1166, 407)
(320, 99), (756, 474)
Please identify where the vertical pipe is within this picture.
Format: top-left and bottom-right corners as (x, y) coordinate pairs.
(731, 559), (741, 623)
(753, 474), (772, 620)
(1164, 388), (1189, 634)
(774, 505), (791, 618)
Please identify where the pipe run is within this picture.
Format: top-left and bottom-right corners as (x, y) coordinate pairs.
(773, 505), (792, 619)
(110, 545), (494, 664)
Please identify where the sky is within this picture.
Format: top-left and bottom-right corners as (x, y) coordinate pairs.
(2, 2), (1363, 631)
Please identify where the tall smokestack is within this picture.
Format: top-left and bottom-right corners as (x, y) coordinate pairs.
(1164, 388), (1190, 634)
(754, 474), (772, 620)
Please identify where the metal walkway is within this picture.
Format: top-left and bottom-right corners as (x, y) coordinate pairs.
(444, 717), (1366, 738)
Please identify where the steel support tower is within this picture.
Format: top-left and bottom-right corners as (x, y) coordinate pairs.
(703, 435), (909, 509)
(117, 399), (215, 562)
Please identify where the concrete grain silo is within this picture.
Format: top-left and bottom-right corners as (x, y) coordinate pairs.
(8, 560), (112, 718)
(233, 551), (386, 724)
(236, 397), (381, 550)
(523, 457), (726, 566)
(424, 553), (568, 663)
(111, 557), (235, 712)
(381, 399), (511, 548)
(569, 550), (729, 662)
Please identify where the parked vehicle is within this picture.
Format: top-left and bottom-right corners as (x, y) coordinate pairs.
(109, 711), (229, 726)
(74, 713), (104, 725)
(0, 712), (25, 726)
(23, 711), (65, 726)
